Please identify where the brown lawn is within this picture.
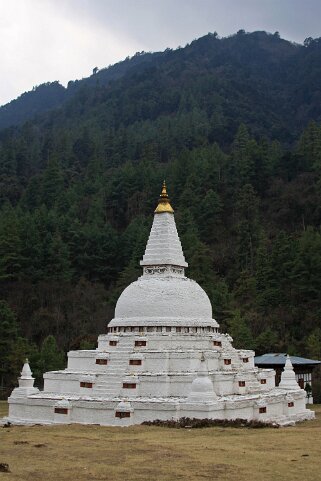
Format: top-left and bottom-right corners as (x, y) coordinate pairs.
(0, 402), (320, 481)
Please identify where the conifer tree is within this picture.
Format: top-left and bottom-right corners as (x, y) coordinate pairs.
(306, 328), (321, 359)
(198, 189), (223, 243)
(0, 206), (23, 282)
(230, 124), (255, 186)
(37, 335), (65, 375)
(255, 329), (278, 355)
(235, 184), (260, 273)
(226, 309), (255, 350)
(0, 301), (18, 391)
(44, 232), (72, 281)
(42, 158), (64, 208)
(291, 228), (321, 304)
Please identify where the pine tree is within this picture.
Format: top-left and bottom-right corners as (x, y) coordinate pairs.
(42, 158), (64, 208)
(255, 329), (278, 355)
(198, 189), (223, 243)
(297, 121), (321, 171)
(230, 124), (256, 186)
(21, 176), (43, 210)
(306, 328), (321, 359)
(44, 233), (73, 281)
(226, 309), (255, 350)
(255, 233), (279, 311)
(37, 335), (65, 375)
(19, 213), (43, 280)
(235, 184), (260, 273)
(291, 228), (321, 304)
(0, 300), (18, 391)
(0, 206), (23, 282)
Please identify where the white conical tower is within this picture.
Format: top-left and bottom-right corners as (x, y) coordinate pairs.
(10, 359), (39, 398)
(278, 355), (301, 391)
(19, 359), (33, 386)
(188, 353), (217, 402)
(140, 181), (188, 270)
(110, 181), (217, 328)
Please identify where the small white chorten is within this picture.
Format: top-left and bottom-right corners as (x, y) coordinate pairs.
(188, 353), (217, 402)
(10, 359), (39, 399)
(278, 355), (301, 391)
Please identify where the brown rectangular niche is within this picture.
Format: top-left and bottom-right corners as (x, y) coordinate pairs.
(123, 383), (136, 389)
(288, 402), (294, 407)
(260, 379), (267, 384)
(224, 359), (231, 365)
(109, 341), (117, 346)
(80, 382), (93, 388)
(213, 341), (222, 347)
(259, 407), (267, 413)
(115, 411), (130, 418)
(238, 381), (246, 387)
(129, 359), (142, 365)
(135, 340), (147, 347)
(54, 408), (68, 415)
(96, 359), (108, 365)
(242, 357), (249, 363)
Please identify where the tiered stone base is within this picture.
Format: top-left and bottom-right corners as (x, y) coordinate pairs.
(4, 388), (314, 427)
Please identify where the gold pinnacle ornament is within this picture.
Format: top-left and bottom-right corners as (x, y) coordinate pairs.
(154, 181), (174, 214)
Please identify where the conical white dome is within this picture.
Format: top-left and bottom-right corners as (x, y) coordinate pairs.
(114, 276), (213, 322)
(109, 183), (218, 329)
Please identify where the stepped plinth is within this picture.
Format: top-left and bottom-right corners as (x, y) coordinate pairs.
(5, 183), (314, 426)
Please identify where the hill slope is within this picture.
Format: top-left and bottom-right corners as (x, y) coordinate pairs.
(0, 51), (162, 130)
(1, 31), (321, 138)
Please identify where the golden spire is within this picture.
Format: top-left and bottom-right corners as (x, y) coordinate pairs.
(154, 180), (174, 214)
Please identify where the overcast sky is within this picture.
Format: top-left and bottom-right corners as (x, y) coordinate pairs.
(1, 0), (321, 106)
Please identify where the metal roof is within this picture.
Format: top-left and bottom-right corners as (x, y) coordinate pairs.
(254, 353), (321, 366)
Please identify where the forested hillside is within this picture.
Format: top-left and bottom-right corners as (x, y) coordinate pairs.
(0, 30), (321, 397)
(0, 51), (161, 130)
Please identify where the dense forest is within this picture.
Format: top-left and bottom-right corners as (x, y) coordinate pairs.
(0, 30), (321, 399)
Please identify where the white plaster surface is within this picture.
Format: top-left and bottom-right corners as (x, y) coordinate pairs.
(140, 212), (188, 267)
(114, 276), (213, 322)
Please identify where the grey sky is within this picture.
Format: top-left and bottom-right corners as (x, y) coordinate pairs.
(1, 0), (321, 106)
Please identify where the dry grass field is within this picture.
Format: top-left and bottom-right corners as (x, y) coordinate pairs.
(1, 402), (320, 481)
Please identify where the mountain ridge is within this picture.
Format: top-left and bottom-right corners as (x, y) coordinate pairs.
(1, 30), (321, 138)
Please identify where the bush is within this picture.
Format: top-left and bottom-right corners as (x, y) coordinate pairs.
(141, 417), (279, 428)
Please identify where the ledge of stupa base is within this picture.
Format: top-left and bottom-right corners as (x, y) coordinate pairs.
(276, 386), (306, 397)
(43, 369), (99, 379)
(9, 387), (40, 399)
(67, 349), (97, 357)
(107, 317), (219, 328)
(9, 385), (306, 403)
(5, 388), (314, 427)
(1, 415), (55, 426)
(270, 409), (315, 427)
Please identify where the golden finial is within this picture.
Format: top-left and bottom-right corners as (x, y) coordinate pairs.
(154, 180), (174, 214)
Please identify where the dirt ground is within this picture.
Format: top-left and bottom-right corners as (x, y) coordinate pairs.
(0, 402), (320, 481)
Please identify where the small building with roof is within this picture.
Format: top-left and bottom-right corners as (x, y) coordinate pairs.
(254, 353), (321, 403)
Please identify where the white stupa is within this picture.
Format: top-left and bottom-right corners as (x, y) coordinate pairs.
(278, 355), (301, 391)
(6, 183), (314, 425)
